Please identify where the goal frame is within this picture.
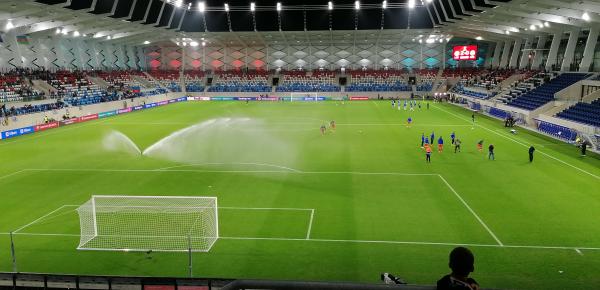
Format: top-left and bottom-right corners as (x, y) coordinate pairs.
(76, 195), (219, 253)
(290, 92), (319, 102)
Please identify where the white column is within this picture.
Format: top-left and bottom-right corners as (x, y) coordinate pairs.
(531, 35), (547, 69)
(545, 32), (562, 71)
(561, 29), (580, 71)
(491, 41), (503, 68)
(579, 27), (599, 72)
(519, 37), (534, 69)
(499, 40), (512, 68)
(509, 38), (523, 68)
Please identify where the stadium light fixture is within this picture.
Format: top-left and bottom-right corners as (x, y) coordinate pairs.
(328, 1), (333, 10)
(475, 36), (482, 40)
(5, 20), (13, 31)
(106, 35), (111, 40)
(187, 3), (191, 10)
(198, 2), (205, 12)
(175, 0), (182, 8)
(202, 41), (206, 46)
(143, 41), (150, 44)
(56, 28), (61, 34)
(250, 2), (255, 12)
(426, 0), (433, 2)
(355, 1), (360, 10)
(62, 29), (68, 35)
(382, 0), (387, 9)
(505, 30), (510, 35)
(73, 31), (80, 37)
(529, 24), (536, 30)
(544, 22), (550, 27)
(224, 3), (229, 12)
(277, 2), (282, 11)
(190, 41), (199, 47)
(408, 0), (416, 9)
(582, 12), (590, 21)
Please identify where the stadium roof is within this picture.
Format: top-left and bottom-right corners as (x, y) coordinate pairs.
(0, 0), (598, 46)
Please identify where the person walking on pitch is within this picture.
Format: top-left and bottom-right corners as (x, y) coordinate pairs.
(477, 140), (484, 152)
(454, 138), (462, 153)
(438, 136), (444, 153)
(488, 144), (495, 160)
(529, 145), (535, 162)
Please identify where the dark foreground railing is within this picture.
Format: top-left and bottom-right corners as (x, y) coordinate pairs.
(0, 272), (437, 290)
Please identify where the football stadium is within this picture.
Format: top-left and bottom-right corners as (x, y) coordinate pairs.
(0, 0), (599, 289)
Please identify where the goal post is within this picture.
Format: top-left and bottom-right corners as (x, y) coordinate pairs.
(76, 195), (218, 252)
(290, 92), (318, 102)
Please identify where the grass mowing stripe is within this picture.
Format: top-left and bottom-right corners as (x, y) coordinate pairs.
(433, 104), (600, 180)
(438, 175), (503, 246)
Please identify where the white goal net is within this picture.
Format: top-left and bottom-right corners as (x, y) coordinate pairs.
(76, 195), (218, 252)
(290, 92), (319, 101)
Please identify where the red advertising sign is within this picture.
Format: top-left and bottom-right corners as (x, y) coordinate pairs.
(60, 118), (80, 126)
(452, 45), (478, 60)
(35, 122), (59, 132)
(350, 96), (370, 100)
(80, 114), (99, 122)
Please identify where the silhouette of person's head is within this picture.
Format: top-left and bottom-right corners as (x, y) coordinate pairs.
(449, 247), (475, 277)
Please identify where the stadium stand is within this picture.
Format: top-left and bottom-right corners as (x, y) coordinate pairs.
(506, 73), (590, 110)
(346, 70), (411, 92)
(208, 71), (271, 92)
(276, 70), (340, 92)
(0, 72), (42, 103)
(146, 70), (182, 92)
(184, 70), (206, 92)
(556, 99), (600, 127)
(537, 120), (578, 141)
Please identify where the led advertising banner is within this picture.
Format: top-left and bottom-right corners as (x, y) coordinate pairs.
(452, 45), (478, 61)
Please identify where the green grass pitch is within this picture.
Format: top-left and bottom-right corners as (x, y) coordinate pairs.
(0, 100), (599, 289)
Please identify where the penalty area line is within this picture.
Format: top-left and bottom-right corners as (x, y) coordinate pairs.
(12, 205), (73, 234)
(306, 209), (315, 240)
(438, 174), (503, 246)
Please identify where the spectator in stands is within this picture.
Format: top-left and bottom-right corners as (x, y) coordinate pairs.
(437, 247), (479, 290)
(529, 146), (535, 163)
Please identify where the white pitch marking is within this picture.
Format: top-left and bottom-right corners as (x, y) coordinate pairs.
(438, 174), (504, 246)
(306, 209), (315, 240)
(219, 206), (314, 211)
(575, 248), (583, 255)
(2, 232), (600, 252)
(433, 104), (600, 181)
(22, 168), (438, 177)
(0, 169), (27, 181)
(155, 162), (303, 173)
(13, 205), (71, 233)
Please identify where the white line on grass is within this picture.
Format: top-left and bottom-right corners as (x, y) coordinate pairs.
(2, 232), (600, 252)
(575, 248), (583, 255)
(20, 168), (439, 177)
(219, 206), (314, 211)
(306, 209), (315, 240)
(0, 169), (27, 181)
(155, 162), (302, 173)
(438, 175), (503, 246)
(433, 104), (600, 180)
(12, 205), (71, 233)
